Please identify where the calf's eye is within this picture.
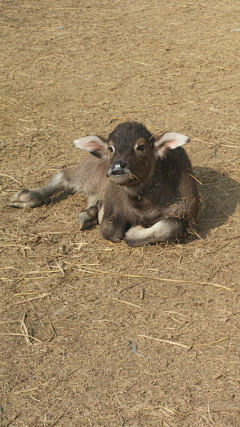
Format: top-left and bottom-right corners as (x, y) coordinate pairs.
(136, 144), (145, 151)
(108, 146), (115, 153)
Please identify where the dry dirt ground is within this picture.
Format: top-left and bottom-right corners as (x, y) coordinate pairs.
(1, 1), (240, 426)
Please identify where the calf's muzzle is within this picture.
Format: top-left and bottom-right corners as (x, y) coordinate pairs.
(108, 160), (128, 175)
(107, 160), (133, 185)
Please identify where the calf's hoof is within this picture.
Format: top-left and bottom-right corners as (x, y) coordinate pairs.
(10, 190), (43, 208)
(78, 207), (98, 230)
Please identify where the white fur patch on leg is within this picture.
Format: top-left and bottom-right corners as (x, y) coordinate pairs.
(98, 205), (104, 224)
(44, 171), (68, 194)
(125, 219), (181, 246)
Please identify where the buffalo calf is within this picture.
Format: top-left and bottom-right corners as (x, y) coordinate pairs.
(10, 122), (201, 246)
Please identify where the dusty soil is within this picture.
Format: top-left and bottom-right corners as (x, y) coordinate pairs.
(1, 1), (240, 426)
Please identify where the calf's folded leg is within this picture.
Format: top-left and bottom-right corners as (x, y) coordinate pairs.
(124, 218), (185, 247)
(78, 206), (98, 230)
(100, 214), (128, 243)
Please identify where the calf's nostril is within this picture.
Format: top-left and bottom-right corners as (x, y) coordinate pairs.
(113, 160), (127, 168)
(111, 160), (127, 174)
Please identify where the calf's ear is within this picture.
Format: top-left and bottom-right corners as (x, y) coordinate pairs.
(73, 135), (108, 158)
(154, 132), (190, 158)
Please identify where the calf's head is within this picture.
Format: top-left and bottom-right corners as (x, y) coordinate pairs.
(74, 122), (190, 186)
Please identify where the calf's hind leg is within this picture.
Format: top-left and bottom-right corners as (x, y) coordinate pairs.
(124, 218), (185, 247)
(11, 167), (100, 231)
(10, 170), (74, 208)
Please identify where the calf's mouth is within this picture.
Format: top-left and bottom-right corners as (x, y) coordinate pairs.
(107, 163), (135, 185)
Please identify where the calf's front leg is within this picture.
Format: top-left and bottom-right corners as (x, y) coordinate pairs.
(125, 218), (185, 247)
(77, 198), (102, 230)
(100, 213), (128, 243)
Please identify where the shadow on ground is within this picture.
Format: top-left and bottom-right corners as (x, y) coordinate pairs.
(195, 167), (240, 237)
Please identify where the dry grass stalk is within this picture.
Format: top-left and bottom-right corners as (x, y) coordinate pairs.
(139, 334), (228, 350)
(191, 229), (205, 240)
(126, 59), (154, 66)
(137, 404), (175, 415)
(113, 298), (144, 310)
(0, 332), (42, 343)
(14, 387), (40, 395)
(24, 270), (60, 275)
(3, 412), (21, 427)
(140, 288), (145, 300)
(189, 173), (203, 185)
(40, 231), (71, 235)
(20, 312), (31, 345)
(72, 266), (234, 291)
(0, 244), (31, 250)
(55, 261), (65, 276)
(191, 337), (227, 347)
(207, 401), (214, 424)
(10, 293), (51, 306)
(138, 334), (190, 349)
(0, 173), (23, 185)
(13, 292), (38, 296)
(220, 144), (240, 148)
(48, 411), (65, 427)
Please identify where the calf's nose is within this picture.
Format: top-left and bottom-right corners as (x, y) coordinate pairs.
(110, 160), (127, 175)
